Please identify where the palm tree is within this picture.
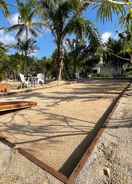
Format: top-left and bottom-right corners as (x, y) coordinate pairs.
(118, 1), (132, 63)
(0, 41), (9, 80)
(14, 38), (38, 73)
(38, 0), (100, 80)
(37, 0), (128, 81)
(118, 26), (132, 63)
(15, 38), (38, 56)
(8, 0), (43, 40)
(8, 0), (43, 73)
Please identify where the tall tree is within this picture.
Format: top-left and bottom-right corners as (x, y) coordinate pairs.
(8, 0), (43, 73)
(38, 0), (100, 80)
(13, 38), (38, 72)
(119, 0), (132, 63)
(0, 42), (9, 80)
(15, 38), (38, 56)
(119, 27), (132, 63)
(8, 0), (43, 40)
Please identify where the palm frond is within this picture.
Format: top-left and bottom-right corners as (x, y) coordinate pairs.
(63, 16), (101, 46)
(16, 27), (25, 38)
(120, 10), (132, 27)
(32, 22), (45, 28)
(8, 0), (43, 40)
(84, 19), (101, 46)
(29, 28), (38, 37)
(7, 24), (24, 32)
(94, 0), (125, 22)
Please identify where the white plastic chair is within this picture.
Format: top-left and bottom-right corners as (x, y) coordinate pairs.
(37, 73), (45, 85)
(19, 73), (31, 88)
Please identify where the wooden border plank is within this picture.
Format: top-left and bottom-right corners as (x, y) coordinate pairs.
(0, 138), (68, 183)
(0, 137), (15, 148)
(18, 148), (68, 184)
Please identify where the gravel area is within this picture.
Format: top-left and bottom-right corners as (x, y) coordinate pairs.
(0, 143), (63, 184)
(0, 81), (127, 173)
(0, 80), (130, 184)
(76, 83), (132, 184)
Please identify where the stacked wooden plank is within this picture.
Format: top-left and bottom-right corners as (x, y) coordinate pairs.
(0, 83), (10, 93)
(0, 101), (37, 112)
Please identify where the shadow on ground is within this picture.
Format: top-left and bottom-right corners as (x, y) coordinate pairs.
(0, 80), (129, 177)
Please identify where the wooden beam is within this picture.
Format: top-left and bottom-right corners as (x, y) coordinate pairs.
(0, 101), (37, 112)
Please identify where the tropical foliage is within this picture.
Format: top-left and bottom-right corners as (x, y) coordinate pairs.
(0, 0), (131, 81)
(36, 0), (101, 80)
(8, 0), (43, 39)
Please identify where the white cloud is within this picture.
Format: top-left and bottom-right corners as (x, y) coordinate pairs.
(101, 32), (112, 43)
(8, 13), (19, 25)
(0, 30), (15, 45)
(8, 13), (28, 40)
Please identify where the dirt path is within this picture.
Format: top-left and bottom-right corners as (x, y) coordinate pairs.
(76, 84), (132, 184)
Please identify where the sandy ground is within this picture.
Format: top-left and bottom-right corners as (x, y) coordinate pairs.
(0, 80), (128, 175)
(76, 83), (132, 184)
(0, 143), (63, 184)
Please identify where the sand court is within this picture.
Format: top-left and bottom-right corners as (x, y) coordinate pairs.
(0, 80), (128, 176)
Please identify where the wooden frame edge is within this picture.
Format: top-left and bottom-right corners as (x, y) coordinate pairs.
(0, 138), (68, 183)
(18, 148), (68, 183)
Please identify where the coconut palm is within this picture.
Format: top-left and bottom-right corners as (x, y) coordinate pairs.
(37, 0), (128, 80)
(0, 41), (9, 80)
(118, 26), (132, 63)
(15, 38), (38, 56)
(13, 38), (38, 73)
(8, 0), (43, 41)
(8, 0), (43, 73)
(118, 0), (132, 63)
(38, 0), (100, 80)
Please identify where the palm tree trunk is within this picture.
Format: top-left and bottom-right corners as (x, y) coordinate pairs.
(130, 54), (132, 64)
(24, 51), (28, 74)
(20, 52), (24, 73)
(56, 41), (64, 81)
(58, 56), (64, 81)
(73, 60), (77, 79)
(24, 28), (28, 74)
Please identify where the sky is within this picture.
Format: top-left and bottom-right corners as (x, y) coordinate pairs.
(0, 0), (123, 59)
